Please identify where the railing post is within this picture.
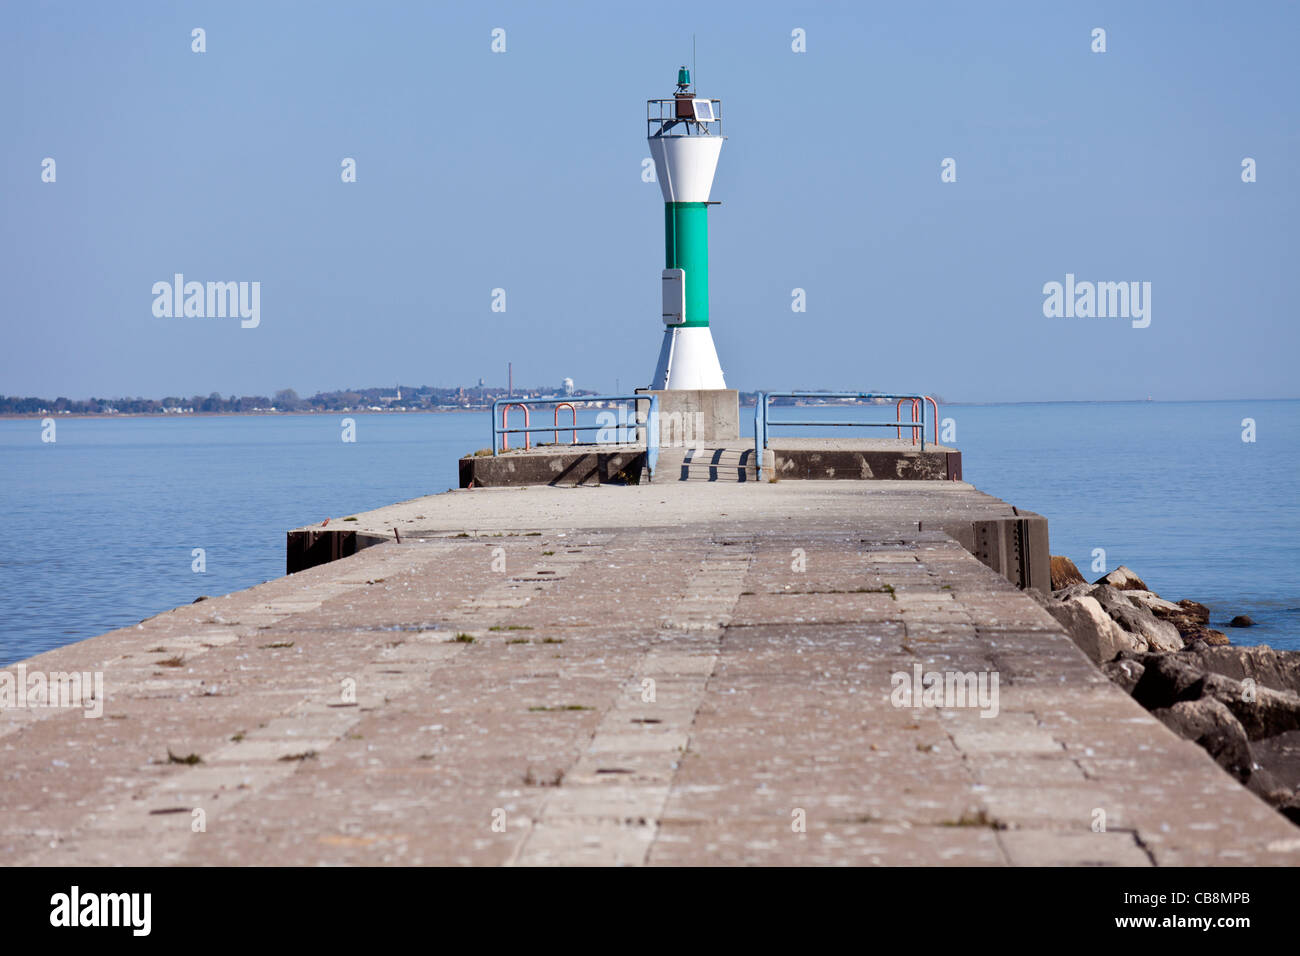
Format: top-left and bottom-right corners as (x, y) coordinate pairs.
(500, 403), (531, 450)
(492, 399), (502, 455)
(647, 395), (660, 479)
(554, 402), (577, 445)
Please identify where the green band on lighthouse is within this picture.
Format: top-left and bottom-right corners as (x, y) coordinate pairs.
(664, 202), (710, 327)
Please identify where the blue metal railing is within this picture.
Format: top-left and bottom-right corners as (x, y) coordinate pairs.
(754, 391), (933, 479)
(490, 394), (660, 478)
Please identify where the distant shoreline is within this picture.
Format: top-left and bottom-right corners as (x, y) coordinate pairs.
(3, 396), (1297, 422)
(0, 408), (487, 421)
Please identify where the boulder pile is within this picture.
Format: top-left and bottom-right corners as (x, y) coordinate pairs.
(1034, 557), (1300, 825)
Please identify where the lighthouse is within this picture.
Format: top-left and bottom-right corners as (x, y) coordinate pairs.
(648, 67), (726, 390)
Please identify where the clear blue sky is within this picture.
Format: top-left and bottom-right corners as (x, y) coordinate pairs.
(2, 0), (1296, 402)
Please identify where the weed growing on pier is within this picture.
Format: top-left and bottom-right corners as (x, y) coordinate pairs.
(450, 633), (476, 643)
(939, 809), (1005, 829)
(230, 732), (245, 742)
(259, 641), (295, 649)
(506, 638), (529, 644)
(539, 637), (563, 644)
(523, 767), (565, 787)
(166, 749), (202, 765)
(157, 655), (186, 668)
(489, 625), (533, 631)
(775, 585), (896, 598)
(278, 750), (319, 762)
(528, 704), (592, 712)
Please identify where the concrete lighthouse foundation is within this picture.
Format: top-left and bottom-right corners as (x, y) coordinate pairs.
(636, 385), (739, 445)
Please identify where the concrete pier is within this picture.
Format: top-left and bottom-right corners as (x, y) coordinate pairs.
(4, 479), (1297, 866)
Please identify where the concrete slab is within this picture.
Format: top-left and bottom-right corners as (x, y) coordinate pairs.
(4, 481), (1298, 866)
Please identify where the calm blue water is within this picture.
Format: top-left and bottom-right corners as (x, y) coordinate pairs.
(1, 401), (1297, 665)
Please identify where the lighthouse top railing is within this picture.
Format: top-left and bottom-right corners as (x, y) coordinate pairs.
(647, 98), (722, 137)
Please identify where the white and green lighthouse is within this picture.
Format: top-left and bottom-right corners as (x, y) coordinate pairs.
(648, 67), (727, 390)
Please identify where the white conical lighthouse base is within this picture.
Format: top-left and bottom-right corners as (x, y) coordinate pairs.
(651, 326), (727, 390)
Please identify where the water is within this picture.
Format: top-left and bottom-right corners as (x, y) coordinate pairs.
(1, 400), (1297, 665)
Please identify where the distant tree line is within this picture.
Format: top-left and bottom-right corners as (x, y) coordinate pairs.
(0, 383), (593, 415)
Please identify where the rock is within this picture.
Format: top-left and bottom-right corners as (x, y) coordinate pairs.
(1229, 615), (1256, 628)
(1124, 590), (1185, 616)
(1044, 595), (1146, 664)
(1280, 793), (1300, 827)
(1050, 555), (1086, 590)
(1178, 644), (1300, 696)
(1088, 584), (1129, 614)
(1198, 672), (1300, 741)
(1151, 698), (1253, 782)
(1130, 653), (1206, 710)
(1101, 657), (1145, 694)
(1250, 730), (1300, 791)
(1025, 587), (1051, 608)
(1123, 649), (1300, 740)
(1091, 586), (1183, 651)
(1245, 766), (1292, 807)
(1185, 626), (1231, 646)
(1094, 565), (1149, 591)
(1099, 634), (1300, 826)
(1143, 596), (1222, 644)
(1051, 583), (1094, 602)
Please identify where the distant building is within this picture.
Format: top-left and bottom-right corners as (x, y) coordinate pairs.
(563, 377), (575, 396)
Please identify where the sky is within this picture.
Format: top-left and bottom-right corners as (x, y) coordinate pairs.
(2, 0), (1297, 402)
